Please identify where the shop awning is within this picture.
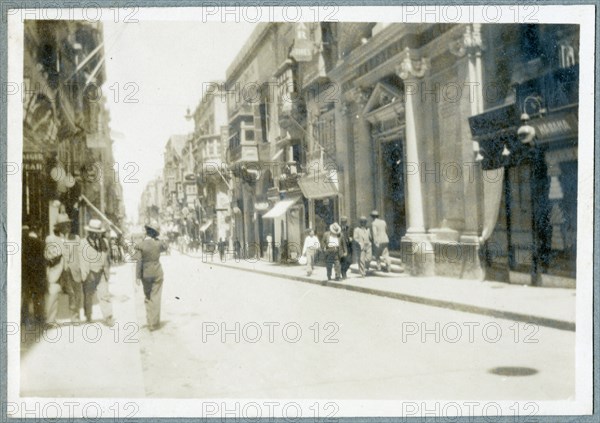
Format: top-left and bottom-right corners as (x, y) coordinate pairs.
(200, 221), (213, 232)
(263, 198), (300, 219)
(298, 171), (339, 199)
(79, 194), (123, 236)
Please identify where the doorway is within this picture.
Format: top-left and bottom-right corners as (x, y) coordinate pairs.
(380, 139), (406, 251)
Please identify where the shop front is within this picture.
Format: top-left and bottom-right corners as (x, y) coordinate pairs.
(262, 196), (305, 262)
(298, 168), (340, 237)
(469, 65), (578, 287)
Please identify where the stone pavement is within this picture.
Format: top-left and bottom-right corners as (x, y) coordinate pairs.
(20, 263), (145, 397)
(183, 249), (576, 331)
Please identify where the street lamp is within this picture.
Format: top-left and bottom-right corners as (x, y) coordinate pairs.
(517, 95), (546, 146)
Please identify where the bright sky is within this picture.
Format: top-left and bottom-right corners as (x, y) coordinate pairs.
(103, 21), (256, 221)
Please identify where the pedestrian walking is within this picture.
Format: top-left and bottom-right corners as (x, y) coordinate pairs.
(44, 213), (71, 325)
(353, 216), (372, 277)
(218, 238), (226, 261)
(340, 216), (353, 279)
(135, 223), (168, 331)
(22, 224), (47, 326)
(234, 238), (241, 260)
(370, 210), (391, 272)
(301, 228), (320, 276)
(59, 220), (84, 323)
(79, 219), (114, 326)
(321, 222), (347, 281)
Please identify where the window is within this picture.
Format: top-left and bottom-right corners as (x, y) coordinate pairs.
(259, 102), (269, 143)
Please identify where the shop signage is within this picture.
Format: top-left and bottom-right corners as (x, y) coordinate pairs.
(185, 184), (198, 195)
(531, 112), (577, 141)
(86, 132), (107, 149)
(254, 201), (270, 211)
(23, 152), (43, 171)
(290, 23), (314, 62)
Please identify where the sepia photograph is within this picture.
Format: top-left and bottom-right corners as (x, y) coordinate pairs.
(4, 4), (595, 420)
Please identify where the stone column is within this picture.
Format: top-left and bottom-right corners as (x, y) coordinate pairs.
(396, 48), (434, 276)
(451, 24), (486, 279)
(348, 88), (372, 217)
(396, 48), (429, 235)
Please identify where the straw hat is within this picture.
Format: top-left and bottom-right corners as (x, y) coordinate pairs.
(145, 223), (160, 235)
(329, 222), (342, 235)
(85, 219), (105, 233)
(54, 213), (71, 227)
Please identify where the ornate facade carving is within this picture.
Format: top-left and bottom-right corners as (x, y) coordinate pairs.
(396, 47), (430, 80)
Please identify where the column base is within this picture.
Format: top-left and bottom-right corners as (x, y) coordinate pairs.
(401, 232), (485, 280)
(400, 233), (435, 276)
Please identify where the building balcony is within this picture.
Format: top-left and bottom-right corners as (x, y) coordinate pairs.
(228, 103), (254, 125)
(228, 142), (259, 164)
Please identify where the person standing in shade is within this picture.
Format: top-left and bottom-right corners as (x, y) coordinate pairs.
(339, 216), (353, 279)
(218, 238), (226, 261)
(370, 210), (391, 272)
(135, 223), (168, 331)
(301, 228), (320, 276)
(321, 222), (347, 281)
(44, 214), (71, 325)
(79, 219), (114, 326)
(22, 224), (47, 326)
(353, 216), (372, 277)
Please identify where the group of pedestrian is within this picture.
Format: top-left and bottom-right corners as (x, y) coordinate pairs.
(22, 216), (169, 332)
(300, 210), (391, 280)
(21, 214), (114, 328)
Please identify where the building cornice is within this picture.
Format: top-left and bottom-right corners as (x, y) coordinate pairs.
(225, 23), (275, 83)
(328, 23), (432, 85)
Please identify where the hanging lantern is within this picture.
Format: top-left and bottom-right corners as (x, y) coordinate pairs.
(65, 173), (76, 188)
(50, 165), (65, 182)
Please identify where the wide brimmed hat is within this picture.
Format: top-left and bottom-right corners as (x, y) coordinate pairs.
(340, 215), (348, 222)
(359, 215), (368, 222)
(145, 223), (160, 235)
(330, 222), (342, 235)
(54, 213), (71, 227)
(370, 210), (379, 217)
(85, 219), (105, 233)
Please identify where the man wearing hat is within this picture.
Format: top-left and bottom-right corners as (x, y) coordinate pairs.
(353, 216), (372, 277)
(54, 214), (84, 323)
(44, 213), (72, 325)
(134, 223), (168, 331)
(79, 219), (114, 325)
(370, 210), (391, 272)
(22, 223), (46, 326)
(321, 222), (347, 281)
(339, 216), (353, 279)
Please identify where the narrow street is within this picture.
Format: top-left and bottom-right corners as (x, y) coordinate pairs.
(133, 251), (574, 399)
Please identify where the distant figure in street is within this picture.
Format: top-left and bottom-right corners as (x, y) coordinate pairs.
(234, 238), (241, 260)
(353, 216), (372, 278)
(340, 216), (353, 279)
(265, 234), (273, 262)
(22, 224), (46, 326)
(135, 223), (168, 331)
(80, 219), (114, 326)
(218, 238), (226, 261)
(321, 222), (347, 281)
(302, 228), (320, 276)
(44, 214), (71, 325)
(370, 210), (391, 272)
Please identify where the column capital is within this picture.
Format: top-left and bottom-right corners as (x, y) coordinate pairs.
(449, 23), (484, 57)
(396, 47), (430, 80)
(348, 87), (370, 106)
